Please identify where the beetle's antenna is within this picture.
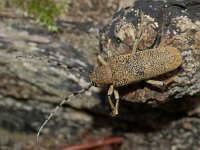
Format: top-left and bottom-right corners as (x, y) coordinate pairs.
(36, 83), (93, 142)
(16, 55), (90, 76)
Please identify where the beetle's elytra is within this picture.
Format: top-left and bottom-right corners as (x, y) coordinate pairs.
(91, 46), (182, 87)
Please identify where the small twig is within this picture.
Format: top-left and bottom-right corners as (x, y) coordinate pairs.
(0, 11), (23, 19)
(60, 137), (124, 150)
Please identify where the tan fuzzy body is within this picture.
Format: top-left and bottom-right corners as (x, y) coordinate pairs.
(91, 46), (182, 87)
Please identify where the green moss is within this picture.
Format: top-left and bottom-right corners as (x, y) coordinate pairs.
(3, 0), (68, 32)
(0, 1), (4, 10)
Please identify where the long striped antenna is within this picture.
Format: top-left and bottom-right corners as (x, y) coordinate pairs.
(16, 55), (90, 76)
(15, 55), (93, 141)
(36, 83), (93, 142)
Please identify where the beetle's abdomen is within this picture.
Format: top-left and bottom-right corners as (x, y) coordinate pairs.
(109, 47), (182, 87)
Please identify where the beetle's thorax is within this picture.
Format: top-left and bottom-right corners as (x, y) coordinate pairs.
(91, 65), (113, 86)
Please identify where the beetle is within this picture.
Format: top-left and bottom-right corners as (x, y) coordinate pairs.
(91, 44), (182, 114)
(34, 12), (182, 141)
(35, 40), (182, 141)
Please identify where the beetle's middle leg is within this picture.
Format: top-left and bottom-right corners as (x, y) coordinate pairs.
(132, 27), (143, 54)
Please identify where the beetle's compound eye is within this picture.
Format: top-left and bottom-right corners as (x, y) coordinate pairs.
(89, 70), (93, 75)
(91, 81), (98, 87)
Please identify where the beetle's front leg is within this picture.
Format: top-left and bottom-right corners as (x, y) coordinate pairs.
(97, 55), (107, 65)
(107, 85), (115, 115)
(107, 39), (113, 58)
(107, 85), (120, 117)
(113, 89), (119, 116)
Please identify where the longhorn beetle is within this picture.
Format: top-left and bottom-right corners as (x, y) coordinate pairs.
(16, 12), (182, 142)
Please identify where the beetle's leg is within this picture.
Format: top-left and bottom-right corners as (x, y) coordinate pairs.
(107, 85), (116, 115)
(113, 89), (120, 116)
(146, 80), (164, 86)
(97, 55), (107, 65)
(97, 39), (112, 66)
(132, 30), (143, 54)
(163, 76), (179, 86)
(107, 39), (113, 58)
(132, 25), (143, 54)
(146, 76), (179, 90)
(132, 12), (144, 54)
